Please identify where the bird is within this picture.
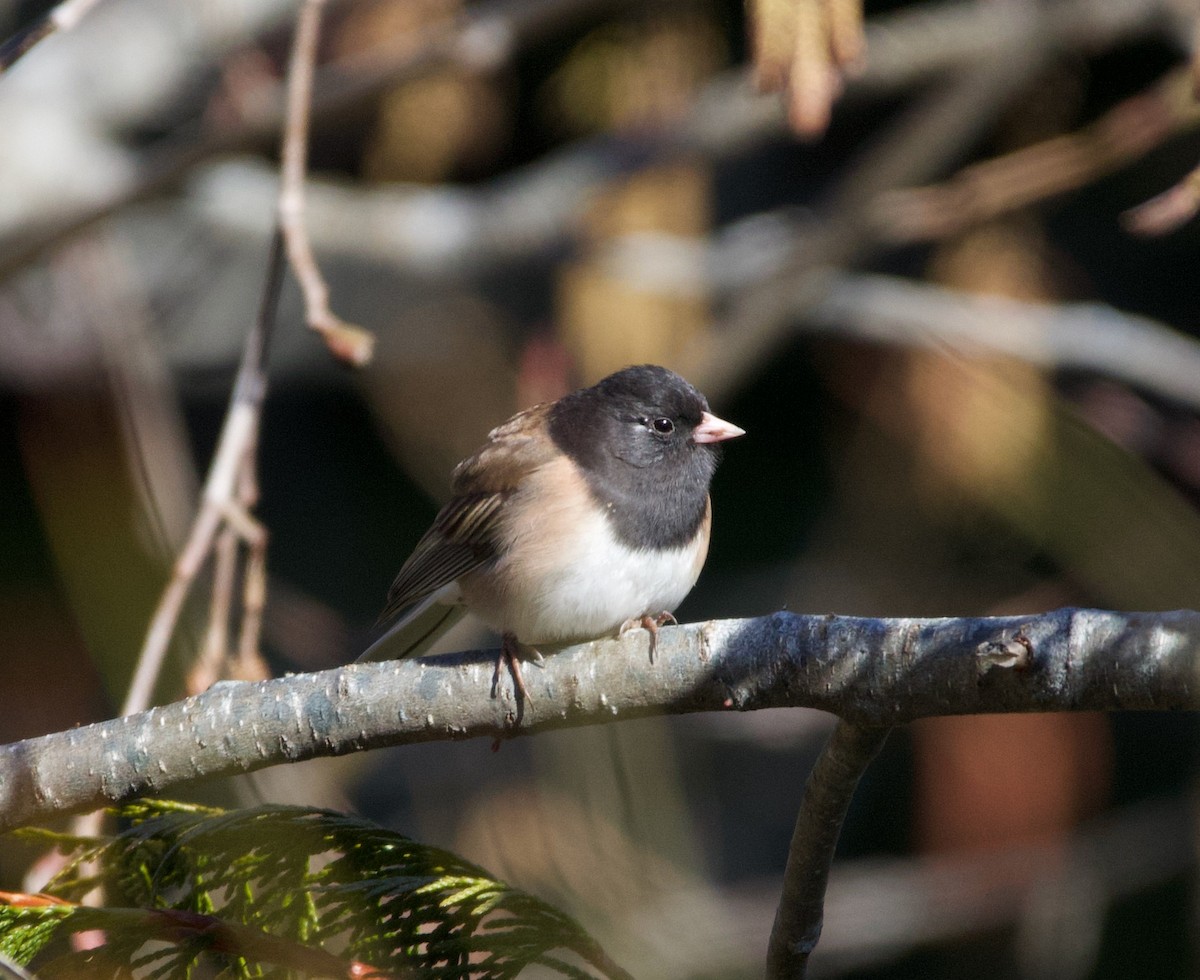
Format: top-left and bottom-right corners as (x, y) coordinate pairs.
(359, 364), (744, 699)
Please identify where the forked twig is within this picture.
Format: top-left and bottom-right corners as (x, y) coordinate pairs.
(122, 229), (283, 715)
(56, 229), (281, 920)
(278, 0), (375, 367)
(193, 444), (266, 692)
(126, 0), (359, 708)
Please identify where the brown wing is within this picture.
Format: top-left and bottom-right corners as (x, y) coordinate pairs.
(381, 403), (556, 621)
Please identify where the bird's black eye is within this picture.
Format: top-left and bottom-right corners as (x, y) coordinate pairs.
(652, 417), (675, 434)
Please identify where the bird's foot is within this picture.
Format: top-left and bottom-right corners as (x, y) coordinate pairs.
(620, 611), (678, 662)
(491, 632), (533, 708)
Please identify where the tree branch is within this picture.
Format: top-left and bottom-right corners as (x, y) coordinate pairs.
(0, 0), (1174, 275)
(688, 43), (1051, 403)
(2, 607), (1199, 834)
(878, 68), (1200, 244)
(278, 0), (374, 367)
(122, 228), (283, 715)
(805, 272), (1200, 412)
(766, 721), (891, 978)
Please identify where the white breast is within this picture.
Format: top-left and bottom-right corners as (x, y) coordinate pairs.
(458, 459), (707, 646)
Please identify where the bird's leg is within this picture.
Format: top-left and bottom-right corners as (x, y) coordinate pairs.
(492, 632), (533, 704)
(620, 611), (678, 662)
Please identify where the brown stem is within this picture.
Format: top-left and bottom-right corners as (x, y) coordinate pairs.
(766, 721), (891, 978)
(278, 0), (375, 366)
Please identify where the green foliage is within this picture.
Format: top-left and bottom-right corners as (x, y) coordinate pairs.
(2, 801), (630, 979)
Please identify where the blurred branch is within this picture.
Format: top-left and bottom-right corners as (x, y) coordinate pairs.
(189, 176), (1200, 411)
(124, 229), (282, 714)
(0, 0), (633, 272)
(0, 0), (106, 73)
(1123, 157), (1200, 235)
(814, 795), (1191, 976)
(766, 721), (890, 978)
(0, 0), (1176, 276)
(687, 0), (1183, 403)
(642, 794), (1190, 977)
(278, 0), (374, 367)
(183, 0), (1178, 282)
(805, 272), (1200, 411)
(689, 47), (1052, 402)
(3, 607), (1200, 833)
(1126, 4), (1200, 233)
(880, 68), (1200, 243)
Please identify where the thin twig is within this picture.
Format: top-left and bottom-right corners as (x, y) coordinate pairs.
(123, 229), (283, 716)
(232, 447), (269, 681)
(192, 526), (238, 695)
(789, 0), (840, 138)
(124, 506), (224, 715)
(825, 0), (865, 71)
(278, 0), (374, 367)
(766, 721), (891, 978)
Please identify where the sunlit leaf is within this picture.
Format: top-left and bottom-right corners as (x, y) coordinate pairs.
(2, 801), (630, 980)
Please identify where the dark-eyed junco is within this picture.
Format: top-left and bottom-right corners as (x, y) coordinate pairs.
(359, 364), (744, 696)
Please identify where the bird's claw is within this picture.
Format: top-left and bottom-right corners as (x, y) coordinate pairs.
(620, 611), (677, 662)
(492, 633), (533, 711)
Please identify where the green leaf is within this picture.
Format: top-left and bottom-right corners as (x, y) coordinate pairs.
(2, 801), (632, 980)
(0, 906), (71, 965)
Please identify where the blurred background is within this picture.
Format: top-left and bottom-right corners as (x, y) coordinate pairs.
(3, 0), (1200, 975)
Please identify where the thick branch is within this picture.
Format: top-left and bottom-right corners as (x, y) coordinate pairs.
(2, 607), (1199, 833)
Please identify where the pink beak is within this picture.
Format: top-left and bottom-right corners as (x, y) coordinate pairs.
(693, 411), (746, 444)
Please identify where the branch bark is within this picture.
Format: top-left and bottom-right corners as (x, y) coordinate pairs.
(2, 607), (1198, 834)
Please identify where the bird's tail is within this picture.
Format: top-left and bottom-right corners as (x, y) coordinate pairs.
(356, 587), (467, 663)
